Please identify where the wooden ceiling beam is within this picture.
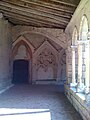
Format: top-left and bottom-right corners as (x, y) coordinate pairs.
(2, 10), (66, 28)
(2, 0), (74, 14)
(33, 0), (76, 11)
(0, 1), (69, 24)
(0, 0), (80, 29)
(20, 0), (75, 13)
(1, 0), (72, 19)
(50, 0), (76, 7)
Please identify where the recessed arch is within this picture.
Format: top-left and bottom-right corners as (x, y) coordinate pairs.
(12, 38), (32, 60)
(16, 30), (67, 49)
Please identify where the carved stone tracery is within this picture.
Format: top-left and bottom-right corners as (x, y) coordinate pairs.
(36, 48), (56, 72)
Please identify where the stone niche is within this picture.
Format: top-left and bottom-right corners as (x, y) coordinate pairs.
(32, 40), (58, 84)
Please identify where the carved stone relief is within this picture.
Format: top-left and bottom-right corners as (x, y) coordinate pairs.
(36, 48), (56, 72)
(34, 47), (57, 80)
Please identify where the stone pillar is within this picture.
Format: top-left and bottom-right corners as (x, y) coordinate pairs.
(85, 31), (90, 102)
(77, 42), (83, 87)
(71, 45), (77, 85)
(77, 37), (90, 93)
(75, 41), (84, 92)
(65, 47), (72, 86)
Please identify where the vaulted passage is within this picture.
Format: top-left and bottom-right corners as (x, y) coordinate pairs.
(0, 85), (82, 120)
(12, 60), (29, 84)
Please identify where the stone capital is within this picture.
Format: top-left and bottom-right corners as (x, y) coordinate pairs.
(71, 45), (77, 51)
(77, 40), (90, 45)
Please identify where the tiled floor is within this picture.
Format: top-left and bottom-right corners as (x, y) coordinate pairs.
(0, 84), (82, 120)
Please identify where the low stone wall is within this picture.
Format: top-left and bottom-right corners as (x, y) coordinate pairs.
(64, 84), (90, 120)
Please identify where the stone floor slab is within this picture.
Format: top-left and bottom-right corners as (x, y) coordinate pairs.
(0, 84), (82, 120)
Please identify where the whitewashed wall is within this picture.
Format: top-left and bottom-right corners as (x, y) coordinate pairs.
(0, 15), (12, 90)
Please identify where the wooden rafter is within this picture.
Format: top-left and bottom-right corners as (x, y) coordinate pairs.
(0, 2), (69, 24)
(0, 0), (80, 29)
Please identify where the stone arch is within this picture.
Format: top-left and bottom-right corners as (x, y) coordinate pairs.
(13, 28), (67, 49)
(72, 27), (78, 83)
(79, 15), (88, 40)
(12, 36), (33, 60)
(22, 31), (65, 48)
(72, 26), (78, 45)
(32, 40), (58, 82)
(12, 36), (33, 84)
(78, 15), (89, 86)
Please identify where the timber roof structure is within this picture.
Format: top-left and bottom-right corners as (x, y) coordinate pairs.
(0, 0), (80, 29)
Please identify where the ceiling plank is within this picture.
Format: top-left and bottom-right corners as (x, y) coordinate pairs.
(32, 0), (76, 10)
(2, 0), (74, 14)
(20, 0), (75, 13)
(2, 10), (66, 28)
(0, 1), (69, 24)
(0, 0), (80, 29)
(49, 0), (76, 7)
(1, 0), (72, 19)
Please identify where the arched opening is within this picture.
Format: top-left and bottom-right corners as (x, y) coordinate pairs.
(78, 15), (88, 87)
(12, 60), (29, 84)
(12, 39), (32, 84)
(71, 27), (78, 84)
(72, 27), (78, 46)
(79, 15), (88, 40)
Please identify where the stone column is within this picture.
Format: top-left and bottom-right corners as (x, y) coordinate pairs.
(85, 31), (90, 102)
(71, 45), (77, 85)
(65, 47), (72, 86)
(76, 41), (83, 92)
(77, 38), (90, 93)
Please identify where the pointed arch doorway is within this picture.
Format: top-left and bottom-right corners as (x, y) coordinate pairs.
(12, 38), (32, 84)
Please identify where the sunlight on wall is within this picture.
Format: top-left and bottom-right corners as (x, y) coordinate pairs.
(0, 108), (51, 120)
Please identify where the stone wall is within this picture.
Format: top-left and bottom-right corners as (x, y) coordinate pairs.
(0, 15), (12, 90)
(65, 85), (90, 120)
(12, 26), (67, 84)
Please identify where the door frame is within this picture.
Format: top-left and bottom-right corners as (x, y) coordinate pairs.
(11, 39), (33, 84)
(12, 59), (31, 84)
